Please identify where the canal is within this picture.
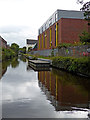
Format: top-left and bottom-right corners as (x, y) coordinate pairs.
(1, 57), (90, 118)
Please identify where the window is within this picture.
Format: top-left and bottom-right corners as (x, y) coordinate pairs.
(44, 33), (45, 48)
(42, 27), (43, 33)
(55, 23), (58, 46)
(49, 18), (52, 27)
(55, 13), (58, 22)
(45, 23), (47, 30)
(55, 25), (56, 46)
(38, 29), (40, 35)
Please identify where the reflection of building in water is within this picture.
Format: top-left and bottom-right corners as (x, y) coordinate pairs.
(0, 62), (7, 80)
(38, 70), (89, 111)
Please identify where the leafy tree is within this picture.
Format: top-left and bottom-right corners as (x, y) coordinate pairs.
(79, 31), (90, 43)
(19, 47), (26, 54)
(11, 43), (19, 55)
(2, 47), (16, 60)
(77, 0), (90, 20)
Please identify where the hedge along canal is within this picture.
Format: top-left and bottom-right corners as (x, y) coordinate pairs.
(52, 56), (90, 77)
(23, 53), (90, 77)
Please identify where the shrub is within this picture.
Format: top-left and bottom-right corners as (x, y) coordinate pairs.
(57, 43), (72, 49)
(2, 48), (16, 61)
(52, 56), (90, 76)
(79, 31), (90, 43)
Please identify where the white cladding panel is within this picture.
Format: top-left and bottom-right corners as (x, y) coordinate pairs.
(38, 10), (84, 35)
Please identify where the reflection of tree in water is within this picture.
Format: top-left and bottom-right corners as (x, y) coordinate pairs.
(1, 60), (11, 79)
(19, 56), (26, 62)
(11, 58), (19, 68)
(1, 57), (19, 79)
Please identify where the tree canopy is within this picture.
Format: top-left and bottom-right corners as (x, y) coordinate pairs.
(11, 43), (19, 55)
(77, 0), (90, 20)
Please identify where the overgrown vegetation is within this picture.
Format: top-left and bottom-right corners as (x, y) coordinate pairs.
(19, 47), (26, 54)
(52, 56), (90, 77)
(79, 31), (90, 43)
(2, 48), (16, 60)
(57, 43), (73, 49)
(11, 43), (19, 55)
(2, 43), (19, 61)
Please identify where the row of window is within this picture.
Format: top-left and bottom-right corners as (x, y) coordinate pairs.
(38, 23), (58, 49)
(39, 13), (58, 34)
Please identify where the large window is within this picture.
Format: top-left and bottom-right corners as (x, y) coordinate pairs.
(55, 23), (58, 47)
(44, 33), (45, 48)
(45, 32), (47, 48)
(45, 23), (47, 30)
(42, 27), (43, 33)
(55, 13), (58, 22)
(49, 28), (52, 47)
(42, 34), (43, 49)
(49, 18), (52, 27)
(38, 29), (40, 35)
(55, 25), (56, 46)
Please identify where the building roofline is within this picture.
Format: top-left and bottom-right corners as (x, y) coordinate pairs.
(38, 9), (84, 35)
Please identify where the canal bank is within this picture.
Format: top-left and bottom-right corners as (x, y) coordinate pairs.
(26, 44), (90, 77)
(24, 53), (90, 77)
(1, 57), (90, 118)
(52, 56), (90, 77)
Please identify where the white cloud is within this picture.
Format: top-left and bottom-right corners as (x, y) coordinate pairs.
(0, 0), (89, 47)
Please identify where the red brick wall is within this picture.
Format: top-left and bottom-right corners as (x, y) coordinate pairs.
(60, 18), (88, 44)
(38, 18), (88, 50)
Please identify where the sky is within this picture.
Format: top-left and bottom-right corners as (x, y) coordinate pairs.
(0, 0), (88, 47)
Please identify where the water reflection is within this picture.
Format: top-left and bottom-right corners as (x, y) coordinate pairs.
(2, 58), (90, 118)
(38, 69), (90, 112)
(1, 58), (19, 79)
(19, 55), (26, 62)
(11, 58), (19, 68)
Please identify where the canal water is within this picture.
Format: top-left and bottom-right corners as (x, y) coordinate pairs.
(1, 57), (90, 118)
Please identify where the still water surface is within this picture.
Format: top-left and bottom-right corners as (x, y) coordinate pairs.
(1, 57), (90, 118)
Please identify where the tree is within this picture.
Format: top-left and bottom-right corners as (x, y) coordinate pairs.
(79, 31), (90, 43)
(77, 0), (90, 20)
(77, 0), (84, 4)
(11, 43), (19, 55)
(19, 47), (26, 54)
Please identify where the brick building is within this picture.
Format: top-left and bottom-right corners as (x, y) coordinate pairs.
(38, 10), (89, 50)
(0, 36), (7, 48)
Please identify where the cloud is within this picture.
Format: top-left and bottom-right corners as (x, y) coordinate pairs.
(0, 26), (23, 33)
(0, 25), (38, 47)
(0, 0), (88, 47)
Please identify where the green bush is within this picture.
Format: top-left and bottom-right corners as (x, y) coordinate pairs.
(79, 31), (90, 43)
(57, 43), (73, 49)
(2, 48), (16, 61)
(52, 56), (90, 76)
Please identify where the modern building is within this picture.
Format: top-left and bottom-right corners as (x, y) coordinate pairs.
(38, 9), (89, 50)
(0, 36), (7, 48)
(26, 39), (38, 51)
